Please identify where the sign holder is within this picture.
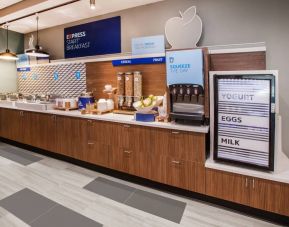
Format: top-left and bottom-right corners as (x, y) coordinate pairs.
(213, 74), (276, 171)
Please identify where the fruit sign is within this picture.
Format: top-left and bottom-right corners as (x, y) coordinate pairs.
(165, 6), (202, 49)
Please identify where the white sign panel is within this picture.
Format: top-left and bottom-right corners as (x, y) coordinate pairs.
(214, 77), (275, 170)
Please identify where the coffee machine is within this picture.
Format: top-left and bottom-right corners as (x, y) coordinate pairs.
(169, 84), (204, 125)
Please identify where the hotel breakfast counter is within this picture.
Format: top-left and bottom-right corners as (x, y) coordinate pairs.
(0, 103), (209, 134)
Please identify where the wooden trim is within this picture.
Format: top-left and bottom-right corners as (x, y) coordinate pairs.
(209, 51), (266, 71)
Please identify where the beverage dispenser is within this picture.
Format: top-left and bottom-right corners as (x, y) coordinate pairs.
(166, 49), (205, 125)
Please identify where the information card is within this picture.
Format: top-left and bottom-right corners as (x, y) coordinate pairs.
(214, 76), (275, 169)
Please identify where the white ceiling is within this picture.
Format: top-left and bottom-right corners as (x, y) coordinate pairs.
(0, 0), (23, 10)
(0, 0), (164, 34)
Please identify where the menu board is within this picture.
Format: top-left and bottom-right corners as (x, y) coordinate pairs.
(214, 75), (275, 170)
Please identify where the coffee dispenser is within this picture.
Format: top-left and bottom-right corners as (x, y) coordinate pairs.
(169, 84), (204, 125)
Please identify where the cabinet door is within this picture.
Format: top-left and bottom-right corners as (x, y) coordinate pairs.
(280, 183), (289, 217)
(150, 129), (206, 163)
(165, 157), (193, 190)
(111, 123), (134, 149)
(139, 153), (166, 183)
(0, 108), (23, 142)
(109, 146), (139, 176)
(205, 169), (250, 205)
(22, 112), (56, 151)
(56, 116), (87, 160)
(168, 130), (206, 163)
(85, 120), (111, 167)
(250, 178), (282, 214)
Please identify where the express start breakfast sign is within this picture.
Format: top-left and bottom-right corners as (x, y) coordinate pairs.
(64, 16), (121, 58)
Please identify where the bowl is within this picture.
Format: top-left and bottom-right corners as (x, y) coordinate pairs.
(134, 96), (163, 113)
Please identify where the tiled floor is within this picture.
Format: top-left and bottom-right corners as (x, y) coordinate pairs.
(0, 144), (42, 166)
(84, 177), (186, 223)
(0, 189), (102, 227)
(0, 142), (283, 227)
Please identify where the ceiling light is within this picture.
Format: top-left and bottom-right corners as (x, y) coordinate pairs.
(90, 0), (96, 10)
(0, 24), (18, 61)
(25, 14), (49, 58)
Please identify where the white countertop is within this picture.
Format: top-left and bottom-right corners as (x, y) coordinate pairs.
(205, 159), (289, 185)
(0, 103), (209, 134)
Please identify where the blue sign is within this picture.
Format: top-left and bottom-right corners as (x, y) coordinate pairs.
(17, 67), (31, 72)
(32, 74), (38, 80)
(53, 72), (59, 81)
(64, 16), (121, 59)
(112, 57), (165, 66)
(166, 49), (204, 86)
(75, 71), (81, 80)
(132, 35), (165, 56)
(16, 54), (30, 68)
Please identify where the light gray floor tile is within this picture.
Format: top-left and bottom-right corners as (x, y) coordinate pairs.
(30, 205), (103, 227)
(125, 189), (186, 224)
(84, 177), (136, 203)
(0, 188), (57, 224)
(0, 146), (42, 166)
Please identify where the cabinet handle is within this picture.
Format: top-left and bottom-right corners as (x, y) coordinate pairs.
(171, 131), (180, 135)
(252, 179), (255, 189)
(172, 160), (181, 165)
(88, 142), (94, 145)
(123, 125), (131, 128)
(245, 178), (248, 188)
(124, 150), (132, 154)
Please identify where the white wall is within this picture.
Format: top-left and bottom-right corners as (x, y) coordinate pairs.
(0, 61), (17, 92)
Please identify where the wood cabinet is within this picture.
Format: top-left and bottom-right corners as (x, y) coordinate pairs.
(280, 184), (289, 216)
(250, 178), (282, 214)
(150, 128), (206, 163)
(206, 169), (250, 206)
(206, 169), (289, 216)
(55, 116), (87, 160)
(1, 107), (289, 217)
(85, 120), (111, 167)
(22, 112), (56, 151)
(109, 124), (140, 176)
(0, 108), (23, 142)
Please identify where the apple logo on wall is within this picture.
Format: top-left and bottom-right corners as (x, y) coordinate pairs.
(165, 6), (202, 49)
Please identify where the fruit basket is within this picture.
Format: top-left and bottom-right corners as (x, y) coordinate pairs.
(133, 95), (164, 113)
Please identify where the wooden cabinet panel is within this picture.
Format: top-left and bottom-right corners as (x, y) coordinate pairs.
(22, 112), (56, 151)
(250, 178), (282, 214)
(168, 131), (206, 163)
(139, 153), (166, 183)
(109, 146), (139, 176)
(165, 157), (193, 191)
(0, 108), (23, 142)
(194, 163), (206, 194)
(86, 142), (110, 167)
(280, 184), (289, 216)
(55, 116), (87, 160)
(86, 120), (111, 167)
(205, 169), (250, 206)
(87, 120), (113, 145)
(150, 129), (206, 163)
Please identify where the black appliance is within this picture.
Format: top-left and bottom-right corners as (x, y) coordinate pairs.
(169, 84), (205, 125)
